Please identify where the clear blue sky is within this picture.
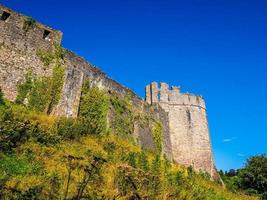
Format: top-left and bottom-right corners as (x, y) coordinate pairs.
(2, 0), (266, 171)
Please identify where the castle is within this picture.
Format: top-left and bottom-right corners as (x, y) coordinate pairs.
(0, 5), (215, 177)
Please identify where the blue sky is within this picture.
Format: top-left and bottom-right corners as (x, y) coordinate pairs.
(2, 0), (266, 171)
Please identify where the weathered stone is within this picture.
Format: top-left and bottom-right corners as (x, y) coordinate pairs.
(0, 4), (215, 177)
(146, 82), (215, 176)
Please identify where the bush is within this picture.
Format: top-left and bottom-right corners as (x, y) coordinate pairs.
(79, 80), (108, 135)
(54, 117), (84, 140)
(239, 155), (267, 195)
(0, 106), (31, 153)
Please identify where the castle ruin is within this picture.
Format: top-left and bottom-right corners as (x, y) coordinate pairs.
(0, 5), (215, 176)
(146, 82), (214, 175)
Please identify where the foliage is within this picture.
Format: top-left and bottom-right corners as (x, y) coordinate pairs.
(47, 64), (65, 114)
(0, 106), (31, 153)
(28, 76), (51, 112)
(16, 71), (33, 105)
(54, 117), (84, 140)
(16, 46), (65, 114)
(36, 44), (65, 67)
(0, 99), (260, 200)
(23, 16), (36, 32)
(79, 79), (109, 135)
(109, 92), (134, 137)
(152, 120), (163, 153)
(238, 155), (267, 196)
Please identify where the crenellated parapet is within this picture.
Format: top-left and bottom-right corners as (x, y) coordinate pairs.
(145, 82), (214, 177)
(145, 82), (206, 109)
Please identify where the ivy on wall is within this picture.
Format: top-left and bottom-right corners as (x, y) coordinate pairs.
(109, 93), (134, 137)
(22, 16), (36, 33)
(16, 45), (65, 114)
(152, 120), (163, 154)
(78, 79), (109, 135)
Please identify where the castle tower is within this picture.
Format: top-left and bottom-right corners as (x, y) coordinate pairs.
(145, 82), (215, 176)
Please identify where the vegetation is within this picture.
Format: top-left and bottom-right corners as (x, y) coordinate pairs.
(152, 120), (163, 154)
(16, 45), (65, 114)
(79, 79), (109, 135)
(0, 86), (260, 199)
(220, 155), (267, 200)
(23, 16), (36, 32)
(110, 92), (134, 137)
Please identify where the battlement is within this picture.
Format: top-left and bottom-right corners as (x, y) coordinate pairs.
(145, 82), (206, 109)
(0, 5), (62, 52)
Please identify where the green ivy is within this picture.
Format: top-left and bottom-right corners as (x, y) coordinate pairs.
(23, 16), (36, 32)
(47, 64), (65, 114)
(16, 46), (65, 113)
(36, 44), (65, 67)
(110, 93), (134, 136)
(152, 120), (163, 154)
(16, 71), (33, 105)
(78, 79), (109, 135)
(28, 76), (50, 112)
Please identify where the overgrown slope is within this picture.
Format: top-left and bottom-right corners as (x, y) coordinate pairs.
(0, 99), (258, 199)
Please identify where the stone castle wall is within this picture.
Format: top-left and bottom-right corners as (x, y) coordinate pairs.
(0, 5), (214, 175)
(0, 4), (173, 161)
(146, 82), (215, 176)
(0, 5), (62, 101)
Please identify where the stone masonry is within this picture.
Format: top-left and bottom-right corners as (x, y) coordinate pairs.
(145, 82), (215, 176)
(0, 5), (215, 176)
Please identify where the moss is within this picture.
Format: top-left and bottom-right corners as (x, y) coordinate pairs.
(23, 16), (36, 33)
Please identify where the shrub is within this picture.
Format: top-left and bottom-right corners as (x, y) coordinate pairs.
(0, 154), (33, 178)
(79, 80), (108, 135)
(239, 155), (267, 195)
(0, 107), (31, 153)
(54, 117), (84, 140)
(138, 151), (149, 172)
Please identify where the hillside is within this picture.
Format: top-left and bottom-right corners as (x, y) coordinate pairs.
(0, 96), (258, 200)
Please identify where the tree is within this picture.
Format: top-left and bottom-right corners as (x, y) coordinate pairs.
(238, 155), (267, 196)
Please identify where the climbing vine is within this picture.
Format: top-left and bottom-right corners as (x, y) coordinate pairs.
(37, 44), (65, 67)
(152, 120), (163, 154)
(16, 45), (65, 113)
(23, 16), (36, 32)
(78, 79), (109, 135)
(109, 92), (134, 137)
